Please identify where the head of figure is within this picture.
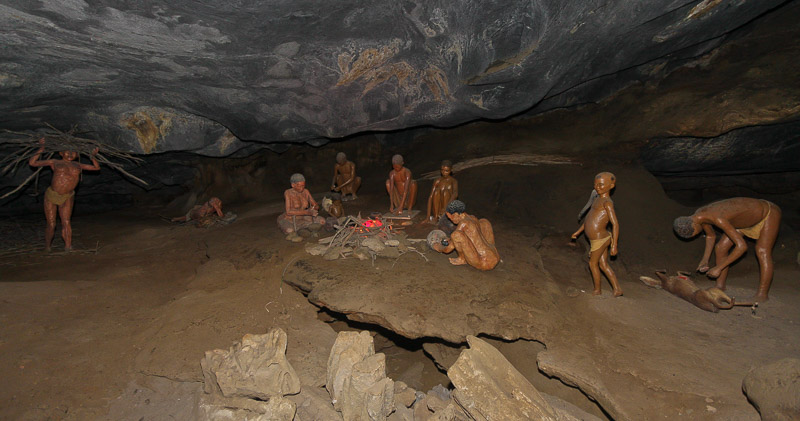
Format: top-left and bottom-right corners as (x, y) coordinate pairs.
(594, 172), (616, 195)
(209, 197), (222, 208)
(290, 173), (306, 191)
(59, 150), (78, 161)
(673, 216), (700, 239)
(440, 160), (453, 177)
(336, 152), (347, 164)
(391, 154), (404, 172)
(445, 199), (466, 223)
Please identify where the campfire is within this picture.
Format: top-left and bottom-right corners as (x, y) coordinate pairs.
(306, 214), (427, 262)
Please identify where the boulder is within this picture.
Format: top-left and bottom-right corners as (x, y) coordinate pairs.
(447, 335), (559, 421)
(326, 331), (376, 410)
(341, 353), (395, 420)
(196, 394), (296, 421)
(742, 358), (800, 421)
(201, 328), (301, 400)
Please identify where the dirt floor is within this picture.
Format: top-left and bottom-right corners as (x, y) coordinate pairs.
(1, 163), (799, 420)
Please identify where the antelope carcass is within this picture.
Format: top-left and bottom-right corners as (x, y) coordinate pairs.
(639, 270), (755, 313)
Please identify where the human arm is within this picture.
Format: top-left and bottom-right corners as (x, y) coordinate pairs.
(387, 171), (396, 212)
(79, 147), (101, 171)
(706, 220), (748, 278)
(28, 138), (55, 168)
(331, 165), (339, 190)
(570, 223), (585, 240)
(211, 201), (223, 217)
(697, 224), (716, 273)
(606, 201), (619, 256)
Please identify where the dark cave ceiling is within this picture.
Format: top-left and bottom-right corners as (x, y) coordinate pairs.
(1, 0), (795, 157)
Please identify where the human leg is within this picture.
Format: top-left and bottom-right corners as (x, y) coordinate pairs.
(58, 197), (75, 251)
(599, 250), (622, 296)
(754, 204), (781, 301)
(449, 230), (477, 266)
(713, 235), (734, 290)
(405, 180), (418, 209)
(588, 247), (604, 295)
(43, 199), (57, 252)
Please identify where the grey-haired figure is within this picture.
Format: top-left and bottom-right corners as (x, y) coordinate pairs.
(431, 200), (500, 270)
(278, 173), (325, 234)
(331, 152), (361, 201)
(385, 154), (418, 214)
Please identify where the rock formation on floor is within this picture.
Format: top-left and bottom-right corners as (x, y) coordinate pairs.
(742, 358), (800, 421)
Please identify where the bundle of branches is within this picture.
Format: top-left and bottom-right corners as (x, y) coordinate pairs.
(1, 124), (147, 200)
(419, 154), (579, 180)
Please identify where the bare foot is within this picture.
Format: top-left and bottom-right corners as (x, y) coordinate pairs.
(613, 289), (624, 297)
(64, 247), (73, 252)
(449, 256), (466, 265)
(753, 294), (768, 303)
(592, 289), (602, 296)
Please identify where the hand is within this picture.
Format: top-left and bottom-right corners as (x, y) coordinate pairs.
(707, 266), (722, 278)
(91, 147), (99, 156)
(37, 137), (45, 151)
(38, 137), (46, 145)
(697, 263), (710, 273)
(610, 244), (618, 256)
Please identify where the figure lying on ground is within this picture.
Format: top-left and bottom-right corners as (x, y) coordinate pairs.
(171, 197), (223, 222)
(639, 270), (738, 313)
(431, 200), (499, 271)
(673, 197), (781, 302)
(28, 137), (100, 252)
(571, 172), (622, 297)
(278, 173), (325, 234)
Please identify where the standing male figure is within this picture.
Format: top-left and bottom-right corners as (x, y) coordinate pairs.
(571, 172), (622, 297)
(331, 152), (361, 201)
(278, 173), (325, 234)
(28, 138), (100, 252)
(432, 200), (500, 270)
(426, 160), (458, 224)
(385, 154), (417, 214)
(673, 197), (781, 301)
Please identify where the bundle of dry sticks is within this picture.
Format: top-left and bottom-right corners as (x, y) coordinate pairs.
(1, 124), (147, 200)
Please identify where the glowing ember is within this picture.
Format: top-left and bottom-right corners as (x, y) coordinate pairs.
(364, 219), (383, 228)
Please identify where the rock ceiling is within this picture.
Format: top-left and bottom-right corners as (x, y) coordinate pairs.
(0, 0), (792, 156)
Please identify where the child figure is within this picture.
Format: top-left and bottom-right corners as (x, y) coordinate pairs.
(571, 172), (622, 297)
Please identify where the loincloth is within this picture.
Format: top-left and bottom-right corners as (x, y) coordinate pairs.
(45, 187), (74, 206)
(590, 234), (612, 252)
(736, 201), (770, 240)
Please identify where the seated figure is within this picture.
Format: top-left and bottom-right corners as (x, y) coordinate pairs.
(278, 173), (325, 234)
(331, 152), (361, 201)
(426, 160), (458, 224)
(172, 197), (223, 222)
(385, 154), (418, 214)
(432, 200), (499, 270)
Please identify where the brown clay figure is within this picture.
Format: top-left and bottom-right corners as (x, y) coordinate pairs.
(321, 195), (344, 219)
(331, 152), (361, 201)
(431, 200), (500, 271)
(28, 137), (100, 252)
(571, 172), (622, 297)
(673, 197), (781, 301)
(171, 197), (223, 222)
(639, 270), (736, 313)
(426, 160), (458, 224)
(385, 154), (418, 215)
(278, 173), (325, 234)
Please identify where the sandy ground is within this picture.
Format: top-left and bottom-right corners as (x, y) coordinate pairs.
(1, 164), (799, 420)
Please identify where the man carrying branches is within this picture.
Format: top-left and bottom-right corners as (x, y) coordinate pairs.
(28, 138), (100, 252)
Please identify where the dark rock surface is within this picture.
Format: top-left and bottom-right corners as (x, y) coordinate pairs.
(0, 0), (788, 155)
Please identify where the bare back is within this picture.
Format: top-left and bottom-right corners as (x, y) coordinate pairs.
(457, 215), (497, 256)
(694, 198), (769, 229)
